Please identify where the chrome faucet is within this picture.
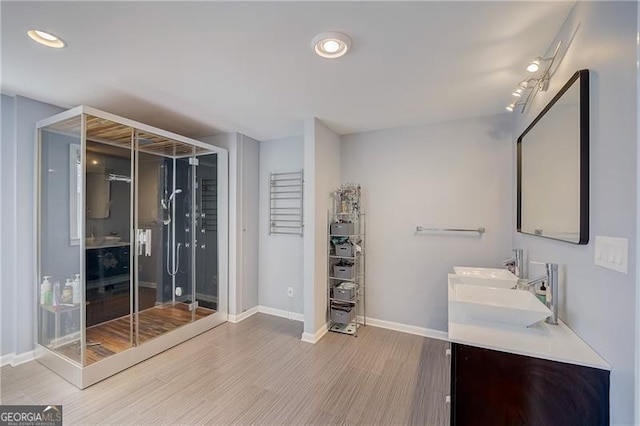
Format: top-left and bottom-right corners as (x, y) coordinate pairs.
(502, 248), (524, 278)
(521, 262), (558, 325)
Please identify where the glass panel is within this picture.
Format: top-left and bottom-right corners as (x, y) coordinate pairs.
(38, 117), (83, 364)
(84, 121), (133, 365)
(136, 149), (199, 342)
(194, 154), (219, 316)
(136, 149), (178, 343)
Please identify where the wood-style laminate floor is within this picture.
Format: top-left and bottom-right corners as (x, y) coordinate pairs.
(1, 314), (449, 425)
(56, 304), (215, 365)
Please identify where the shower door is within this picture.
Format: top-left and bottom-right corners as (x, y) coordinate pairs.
(135, 148), (167, 344)
(133, 140), (223, 342)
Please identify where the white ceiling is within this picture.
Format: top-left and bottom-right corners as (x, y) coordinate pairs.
(1, 1), (574, 141)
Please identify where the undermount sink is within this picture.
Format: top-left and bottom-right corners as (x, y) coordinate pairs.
(448, 275), (551, 327)
(453, 266), (518, 289)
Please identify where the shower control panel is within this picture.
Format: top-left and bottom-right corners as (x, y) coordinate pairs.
(136, 229), (152, 256)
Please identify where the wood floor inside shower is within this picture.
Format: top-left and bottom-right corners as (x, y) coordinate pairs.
(56, 304), (214, 365)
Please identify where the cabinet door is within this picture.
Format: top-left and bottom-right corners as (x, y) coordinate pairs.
(451, 343), (609, 426)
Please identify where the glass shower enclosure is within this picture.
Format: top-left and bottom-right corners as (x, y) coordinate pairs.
(35, 106), (228, 388)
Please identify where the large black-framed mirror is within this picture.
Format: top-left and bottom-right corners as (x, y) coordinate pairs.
(517, 69), (589, 244)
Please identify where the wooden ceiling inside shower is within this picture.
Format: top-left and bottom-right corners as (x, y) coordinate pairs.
(45, 114), (213, 157)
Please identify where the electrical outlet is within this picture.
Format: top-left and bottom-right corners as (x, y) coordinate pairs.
(287, 287), (294, 297)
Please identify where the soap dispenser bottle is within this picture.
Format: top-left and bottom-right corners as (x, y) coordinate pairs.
(40, 276), (52, 305)
(62, 279), (74, 304)
(72, 274), (81, 304)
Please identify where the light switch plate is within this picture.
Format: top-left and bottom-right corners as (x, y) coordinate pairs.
(594, 236), (628, 273)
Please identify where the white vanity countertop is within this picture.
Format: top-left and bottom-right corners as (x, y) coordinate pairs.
(448, 275), (611, 370)
(448, 316), (610, 371)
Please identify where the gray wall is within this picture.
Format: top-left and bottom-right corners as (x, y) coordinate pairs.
(1, 94), (16, 358)
(511, 2), (637, 423)
(341, 114), (512, 331)
(258, 136), (304, 315)
(1, 95), (64, 359)
(303, 118), (341, 336)
(241, 135), (260, 311)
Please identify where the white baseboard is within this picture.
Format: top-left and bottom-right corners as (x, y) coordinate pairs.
(228, 305), (304, 324)
(13, 351), (35, 366)
(360, 316), (448, 341)
(225, 307), (447, 344)
(258, 306), (304, 322)
(228, 306), (259, 323)
(1, 353), (14, 367)
(301, 323), (329, 344)
(1, 351), (35, 367)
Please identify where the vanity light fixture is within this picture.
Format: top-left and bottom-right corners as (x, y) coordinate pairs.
(506, 41), (562, 113)
(312, 32), (352, 59)
(505, 101), (525, 112)
(526, 57), (541, 73)
(27, 29), (66, 48)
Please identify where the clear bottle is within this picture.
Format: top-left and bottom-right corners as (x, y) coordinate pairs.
(40, 276), (52, 305)
(72, 274), (81, 304)
(52, 281), (61, 307)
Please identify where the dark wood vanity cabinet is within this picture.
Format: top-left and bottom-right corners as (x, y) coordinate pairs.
(450, 343), (610, 426)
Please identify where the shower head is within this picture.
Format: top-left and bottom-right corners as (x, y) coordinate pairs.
(168, 189), (183, 202)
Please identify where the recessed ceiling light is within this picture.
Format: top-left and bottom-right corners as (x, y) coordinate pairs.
(27, 29), (66, 48)
(312, 32), (352, 59)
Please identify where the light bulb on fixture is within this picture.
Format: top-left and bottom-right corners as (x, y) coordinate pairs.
(527, 57), (541, 73)
(27, 29), (66, 48)
(507, 41), (562, 114)
(322, 40), (341, 53)
(312, 32), (352, 59)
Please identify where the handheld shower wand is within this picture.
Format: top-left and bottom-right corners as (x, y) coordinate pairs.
(163, 188), (183, 276)
(162, 189), (183, 225)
